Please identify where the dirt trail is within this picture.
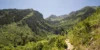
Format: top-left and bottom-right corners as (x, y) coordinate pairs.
(65, 39), (74, 50)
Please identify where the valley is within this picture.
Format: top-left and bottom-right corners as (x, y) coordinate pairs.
(0, 6), (100, 50)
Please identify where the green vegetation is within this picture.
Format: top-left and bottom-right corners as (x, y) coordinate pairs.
(0, 6), (100, 50)
(0, 9), (53, 50)
(0, 35), (67, 50)
(68, 7), (100, 50)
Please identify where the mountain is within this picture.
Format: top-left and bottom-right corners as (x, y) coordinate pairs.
(59, 6), (96, 29)
(54, 6), (96, 29)
(45, 6), (97, 35)
(0, 6), (100, 50)
(0, 9), (67, 50)
(0, 9), (54, 48)
(46, 14), (67, 21)
(68, 7), (100, 50)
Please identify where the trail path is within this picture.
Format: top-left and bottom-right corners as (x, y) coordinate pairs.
(65, 39), (74, 50)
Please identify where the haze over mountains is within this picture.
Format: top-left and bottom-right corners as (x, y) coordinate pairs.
(0, 6), (100, 50)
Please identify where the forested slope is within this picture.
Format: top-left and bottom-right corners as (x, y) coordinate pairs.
(0, 9), (55, 50)
(68, 7), (100, 50)
(0, 6), (100, 50)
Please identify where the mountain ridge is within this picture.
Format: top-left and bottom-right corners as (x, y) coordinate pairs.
(0, 6), (100, 50)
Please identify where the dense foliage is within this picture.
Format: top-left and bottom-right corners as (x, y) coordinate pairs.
(0, 6), (100, 50)
(0, 9), (55, 50)
(68, 7), (100, 50)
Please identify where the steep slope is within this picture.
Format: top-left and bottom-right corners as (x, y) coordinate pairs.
(46, 6), (97, 35)
(68, 7), (100, 50)
(59, 6), (96, 29)
(0, 6), (99, 50)
(0, 9), (53, 49)
(45, 6), (100, 50)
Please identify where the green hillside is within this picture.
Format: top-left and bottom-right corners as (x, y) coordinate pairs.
(46, 6), (97, 35)
(68, 7), (100, 50)
(0, 6), (100, 50)
(0, 9), (56, 50)
(56, 6), (96, 29)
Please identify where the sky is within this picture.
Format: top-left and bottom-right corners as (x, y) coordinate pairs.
(0, 0), (100, 18)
